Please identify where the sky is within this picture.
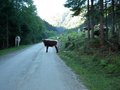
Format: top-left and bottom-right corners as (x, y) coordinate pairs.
(34, 0), (69, 24)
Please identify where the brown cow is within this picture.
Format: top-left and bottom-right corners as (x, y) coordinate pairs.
(42, 39), (58, 53)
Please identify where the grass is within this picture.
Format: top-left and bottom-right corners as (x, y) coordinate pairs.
(58, 32), (120, 90)
(59, 51), (120, 90)
(0, 45), (30, 56)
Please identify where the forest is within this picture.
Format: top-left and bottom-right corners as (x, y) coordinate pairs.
(58, 0), (120, 90)
(64, 0), (120, 50)
(0, 0), (57, 49)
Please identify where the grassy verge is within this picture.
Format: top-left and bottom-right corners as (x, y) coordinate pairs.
(58, 32), (120, 90)
(0, 45), (31, 56)
(59, 51), (120, 90)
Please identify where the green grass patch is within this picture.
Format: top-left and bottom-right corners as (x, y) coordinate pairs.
(58, 31), (120, 90)
(59, 51), (120, 90)
(0, 45), (30, 56)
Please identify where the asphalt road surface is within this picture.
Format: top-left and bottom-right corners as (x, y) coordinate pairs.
(0, 43), (88, 90)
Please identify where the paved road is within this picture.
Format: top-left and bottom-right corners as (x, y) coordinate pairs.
(0, 43), (88, 90)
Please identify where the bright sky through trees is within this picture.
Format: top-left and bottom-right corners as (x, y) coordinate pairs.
(34, 0), (68, 24)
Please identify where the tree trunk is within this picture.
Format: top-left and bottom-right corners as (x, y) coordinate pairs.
(112, 0), (115, 36)
(2, 40), (5, 48)
(6, 15), (9, 48)
(87, 0), (90, 39)
(18, 23), (21, 34)
(100, 0), (105, 46)
(90, 0), (94, 39)
(118, 24), (120, 45)
(105, 0), (108, 40)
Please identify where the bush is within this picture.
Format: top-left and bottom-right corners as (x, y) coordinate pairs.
(59, 31), (120, 90)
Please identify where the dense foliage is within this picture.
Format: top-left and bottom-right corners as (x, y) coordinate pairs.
(64, 0), (120, 49)
(0, 0), (56, 49)
(59, 31), (120, 90)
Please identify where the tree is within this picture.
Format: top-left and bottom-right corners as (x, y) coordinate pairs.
(99, 0), (105, 46)
(90, 0), (95, 39)
(64, 0), (91, 39)
(0, 0), (49, 49)
(87, 0), (90, 39)
(111, 0), (115, 36)
(64, 0), (86, 16)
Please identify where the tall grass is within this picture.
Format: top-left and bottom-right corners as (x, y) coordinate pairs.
(58, 31), (120, 90)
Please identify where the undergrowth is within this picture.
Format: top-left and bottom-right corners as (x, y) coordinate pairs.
(58, 32), (120, 90)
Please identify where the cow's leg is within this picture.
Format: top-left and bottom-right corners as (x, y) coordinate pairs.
(18, 41), (19, 47)
(46, 46), (49, 53)
(17, 40), (18, 47)
(17, 41), (19, 47)
(55, 45), (58, 53)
